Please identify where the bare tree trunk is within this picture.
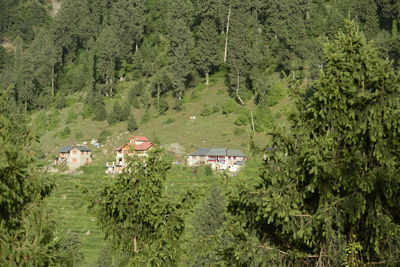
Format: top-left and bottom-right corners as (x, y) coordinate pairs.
(223, 4), (231, 63)
(51, 65), (55, 97)
(135, 43), (138, 53)
(157, 83), (160, 111)
(205, 71), (209, 86)
(236, 70), (244, 105)
(133, 236), (138, 253)
(250, 110), (255, 133)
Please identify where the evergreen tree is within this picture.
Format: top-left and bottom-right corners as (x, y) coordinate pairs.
(89, 149), (194, 266)
(194, 17), (220, 85)
(127, 114), (138, 132)
(166, 2), (194, 102)
(0, 91), (81, 266)
(110, 0), (147, 54)
(223, 21), (400, 266)
(107, 101), (123, 125)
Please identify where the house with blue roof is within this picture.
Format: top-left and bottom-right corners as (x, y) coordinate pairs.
(54, 145), (92, 170)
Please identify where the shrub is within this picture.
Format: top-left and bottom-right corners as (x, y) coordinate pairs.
(254, 107), (274, 132)
(234, 127), (245, 136)
(200, 106), (212, 117)
(127, 114), (138, 132)
(140, 112), (151, 124)
(234, 109), (250, 126)
(55, 95), (67, 109)
(162, 118), (175, 124)
(66, 110), (78, 124)
(61, 126), (71, 139)
(222, 99), (239, 114)
(98, 130), (111, 143)
(75, 132), (83, 139)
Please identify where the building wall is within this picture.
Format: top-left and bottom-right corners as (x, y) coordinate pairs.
(66, 148), (92, 169)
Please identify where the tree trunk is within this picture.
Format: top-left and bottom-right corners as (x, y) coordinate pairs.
(51, 65), (55, 97)
(223, 4), (231, 63)
(157, 83), (160, 111)
(250, 110), (255, 133)
(205, 71), (209, 86)
(133, 236), (138, 253)
(135, 43), (138, 53)
(236, 70), (244, 105)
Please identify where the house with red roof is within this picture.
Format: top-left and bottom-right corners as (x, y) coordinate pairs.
(106, 136), (154, 174)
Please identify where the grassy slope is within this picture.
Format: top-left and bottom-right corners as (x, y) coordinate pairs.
(39, 74), (290, 266)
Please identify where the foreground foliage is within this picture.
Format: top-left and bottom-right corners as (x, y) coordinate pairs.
(89, 148), (194, 266)
(0, 91), (81, 266)
(223, 21), (400, 266)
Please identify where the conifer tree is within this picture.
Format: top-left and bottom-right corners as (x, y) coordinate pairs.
(195, 17), (220, 85)
(223, 21), (400, 266)
(89, 149), (194, 266)
(127, 113), (138, 132)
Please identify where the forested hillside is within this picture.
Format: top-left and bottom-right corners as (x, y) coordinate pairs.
(1, 0), (400, 266)
(1, 0), (400, 117)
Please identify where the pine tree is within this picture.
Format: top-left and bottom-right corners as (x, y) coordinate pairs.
(127, 114), (138, 132)
(89, 149), (194, 266)
(0, 91), (81, 266)
(223, 21), (400, 266)
(107, 101), (123, 125)
(195, 17), (220, 85)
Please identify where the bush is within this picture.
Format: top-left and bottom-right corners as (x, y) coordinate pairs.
(162, 118), (175, 124)
(200, 106), (213, 117)
(140, 112), (151, 124)
(98, 130), (111, 143)
(55, 95), (67, 109)
(75, 132), (83, 139)
(234, 127), (245, 136)
(66, 110), (78, 124)
(48, 110), (61, 130)
(234, 109), (250, 126)
(222, 99), (240, 114)
(254, 107), (274, 132)
(94, 102), (107, 121)
(127, 114), (138, 132)
(60, 126), (71, 139)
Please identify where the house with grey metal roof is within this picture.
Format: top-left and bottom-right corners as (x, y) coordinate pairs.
(187, 148), (246, 173)
(55, 145), (92, 170)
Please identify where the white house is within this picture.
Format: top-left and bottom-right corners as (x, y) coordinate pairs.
(54, 146), (92, 170)
(187, 148), (246, 173)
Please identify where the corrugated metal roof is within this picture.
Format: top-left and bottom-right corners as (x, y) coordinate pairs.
(59, 145), (91, 153)
(188, 148), (245, 157)
(206, 148), (227, 157)
(59, 146), (73, 153)
(227, 149), (245, 157)
(189, 148), (210, 156)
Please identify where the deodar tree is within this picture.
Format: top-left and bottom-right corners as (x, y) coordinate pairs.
(223, 20), (400, 266)
(89, 148), (193, 266)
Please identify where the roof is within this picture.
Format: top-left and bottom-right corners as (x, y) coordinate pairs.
(227, 149), (246, 157)
(189, 148), (245, 157)
(189, 148), (210, 156)
(59, 145), (91, 153)
(114, 142), (154, 151)
(129, 136), (149, 142)
(135, 142), (154, 151)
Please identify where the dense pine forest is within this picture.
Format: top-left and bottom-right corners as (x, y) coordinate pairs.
(1, 0), (400, 266)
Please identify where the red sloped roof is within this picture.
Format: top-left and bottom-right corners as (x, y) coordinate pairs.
(135, 142), (154, 151)
(129, 136), (149, 141)
(113, 145), (125, 151)
(113, 142), (154, 151)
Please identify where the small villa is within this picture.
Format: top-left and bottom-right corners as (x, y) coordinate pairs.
(187, 148), (246, 173)
(106, 136), (154, 174)
(54, 145), (92, 170)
